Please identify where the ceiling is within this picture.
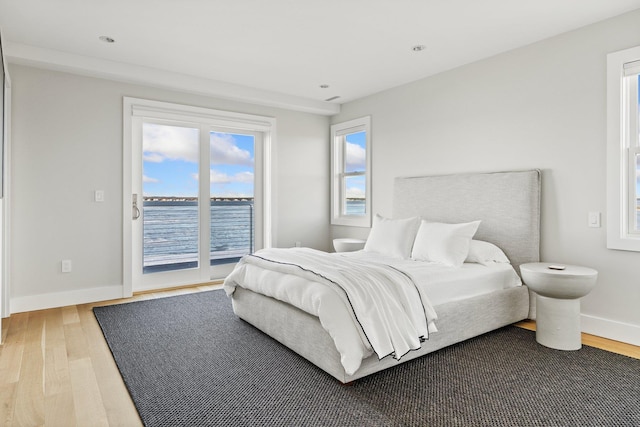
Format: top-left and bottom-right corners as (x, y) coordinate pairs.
(1, 0), (640, 114)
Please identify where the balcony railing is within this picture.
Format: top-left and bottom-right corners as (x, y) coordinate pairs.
(142, 198), (254, 274)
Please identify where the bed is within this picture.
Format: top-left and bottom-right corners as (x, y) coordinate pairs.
(224, 170), (541, 383)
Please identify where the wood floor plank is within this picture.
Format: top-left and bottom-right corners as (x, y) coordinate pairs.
(68, 358), (109, 427)
(44, 309), (72, 398)
(61, 306), (80, 326)
(0, 313), (28, 384)
(0, 383), (18, 426)
(44, 388), (76, 427)
(13, 311), (45, 426)
(63, 321), (91, 362)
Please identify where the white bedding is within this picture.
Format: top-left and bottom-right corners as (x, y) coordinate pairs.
(223, 248), (522, 376)
(341, 250), (522, 306)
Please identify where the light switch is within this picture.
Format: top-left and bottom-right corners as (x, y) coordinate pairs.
(588, 212), (601, 228)
(95, 190), (104, 202)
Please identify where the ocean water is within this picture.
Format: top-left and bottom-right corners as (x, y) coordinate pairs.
(143, 200), (254, 270)
(346, 199), (366, 215)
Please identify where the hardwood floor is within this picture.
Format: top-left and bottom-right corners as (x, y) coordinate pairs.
(1, 286), (638, 426)
(0, 284), (221, 427)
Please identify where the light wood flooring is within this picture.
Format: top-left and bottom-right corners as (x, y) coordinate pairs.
(1, 285), (638, 426)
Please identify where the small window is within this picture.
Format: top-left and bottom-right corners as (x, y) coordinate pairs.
(331, 117), (371, 227)
(607, 46), (640, 251)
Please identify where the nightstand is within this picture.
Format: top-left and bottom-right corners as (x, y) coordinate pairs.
(333, 238), (366, 253)
(520, 262), (598, 351)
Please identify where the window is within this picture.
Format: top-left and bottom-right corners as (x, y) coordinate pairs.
(607, 46), (640, 251)
(331, 116), (371, 227)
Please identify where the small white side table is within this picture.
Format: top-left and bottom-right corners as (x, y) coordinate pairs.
(333, 238), (366, 253)
(520, 262), (597, 351)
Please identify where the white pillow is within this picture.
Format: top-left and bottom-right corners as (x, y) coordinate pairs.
(465, 240), (511, 265)
(363, 214), (420, 259)
(411, 220), (481, 267)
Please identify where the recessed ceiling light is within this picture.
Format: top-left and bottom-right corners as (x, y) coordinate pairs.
(412, 45), (426, 52)
(99, 36), (115, 43)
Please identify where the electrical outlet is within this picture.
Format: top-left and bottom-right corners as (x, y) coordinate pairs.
(61, 260), (72, 273)
(295, 241), (302, 247)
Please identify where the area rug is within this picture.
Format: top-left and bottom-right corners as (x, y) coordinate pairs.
(94, 290), (640, 426)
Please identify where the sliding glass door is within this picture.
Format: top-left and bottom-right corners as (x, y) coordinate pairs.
(125, 98), (271, 293)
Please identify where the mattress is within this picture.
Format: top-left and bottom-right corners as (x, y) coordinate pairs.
(341, 250), (522, 306)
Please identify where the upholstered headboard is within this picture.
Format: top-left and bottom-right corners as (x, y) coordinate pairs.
(393, 170), (541, 274)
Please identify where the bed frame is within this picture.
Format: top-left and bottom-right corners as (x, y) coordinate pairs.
(231, 170), (541, 383)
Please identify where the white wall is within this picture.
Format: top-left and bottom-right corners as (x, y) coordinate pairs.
(331, 10), (640, 345)
(9, 64), (330, 312)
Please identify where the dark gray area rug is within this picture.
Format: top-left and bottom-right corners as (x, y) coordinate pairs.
(94, 290), (640, 427)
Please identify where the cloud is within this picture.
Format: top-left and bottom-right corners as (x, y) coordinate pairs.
(143, 123), (199, 163)
(192, 170), (255, 184)
(346, 186), (365, 199)
(143, 175), (159, 183)
(142, 125), (255, 168)
(345, 142), (366, 170)
(210, 133), (254, 166)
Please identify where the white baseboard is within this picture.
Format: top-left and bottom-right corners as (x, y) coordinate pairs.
(581, 314), (640, 347)
(10, 285), (125, 314)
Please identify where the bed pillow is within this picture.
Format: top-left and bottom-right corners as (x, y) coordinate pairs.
(465, 240), (511, 265)
(363, 214), (420, 259)
(411, 220), (481, 267)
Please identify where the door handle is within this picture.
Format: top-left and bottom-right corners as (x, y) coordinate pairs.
(132, 194), (141, 220)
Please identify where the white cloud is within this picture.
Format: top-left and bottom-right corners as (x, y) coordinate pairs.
(143, 175), (159, 183)
(196, 170), (255, 184)
(210, 133), (254, 166)
(345, 142), (366, 170)
(143, 125), (254, 175)
(346, 186), (365, 199)
(143, 123), (199, 163)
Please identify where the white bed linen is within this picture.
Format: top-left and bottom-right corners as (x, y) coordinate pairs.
(341, 251), (522, 306)
(224, 248), (521, 375)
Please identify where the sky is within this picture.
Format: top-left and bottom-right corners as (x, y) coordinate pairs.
(142, 123), (255, 198)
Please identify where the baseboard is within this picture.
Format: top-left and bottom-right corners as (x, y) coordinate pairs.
(10, 285), (125, 314)
(581, 313), (640, 347)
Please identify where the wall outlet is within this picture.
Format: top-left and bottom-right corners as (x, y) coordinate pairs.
(61, 260), (72, 273)
(295, 241), (302, 247)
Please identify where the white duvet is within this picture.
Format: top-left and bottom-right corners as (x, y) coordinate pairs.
(223, 247), (521, 375)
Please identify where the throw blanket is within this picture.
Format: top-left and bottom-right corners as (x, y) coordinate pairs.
(224, 248), (437, 363)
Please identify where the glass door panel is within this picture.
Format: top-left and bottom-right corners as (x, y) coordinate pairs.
(142, 122), (200, 274)
(209, 131), (255, 266)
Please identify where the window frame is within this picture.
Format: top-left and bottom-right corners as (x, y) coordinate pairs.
(607, 46), (640, 251)
(330, 116), (371, 227)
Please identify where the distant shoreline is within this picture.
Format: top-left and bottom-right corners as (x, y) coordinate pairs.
(144, 196), (254, 202)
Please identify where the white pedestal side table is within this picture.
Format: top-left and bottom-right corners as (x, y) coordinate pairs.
(520, 262), (597, 351)
(333, 238), (366, 253)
